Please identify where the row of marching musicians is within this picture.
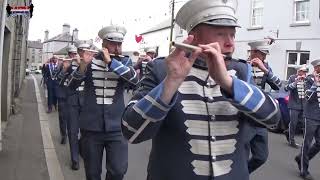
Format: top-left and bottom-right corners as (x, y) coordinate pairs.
(285, 60), (320, 180)
(42, 0), (320, 180)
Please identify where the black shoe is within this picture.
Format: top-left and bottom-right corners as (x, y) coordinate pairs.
(289, 141), (300, 149)
(79, 143), (83, 159)
(46, 108), (52, 113)
(284, 130), (289, 142)
(71, 161), (79, 171)
(60, 136), (66, 145)
(295, 156), (301, 171)
(300, 173), (314, 180)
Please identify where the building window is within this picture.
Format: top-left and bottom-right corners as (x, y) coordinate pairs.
(250, 0), (264, 27)
(294, 0), (310, 23)
(286, 51), (310, 79)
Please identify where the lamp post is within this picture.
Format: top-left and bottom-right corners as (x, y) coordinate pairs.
(71, 29), (75, 45)
(169, 0), (175, 53)
(0, 0), (8, 152)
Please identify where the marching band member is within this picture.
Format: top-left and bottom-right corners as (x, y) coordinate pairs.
(57, 44), (89, 170)
(55, 46), (78, 146)
(284, 65), (309, 148)
(134, 48), (157, 79)
(246, 39), (282, 173)
(295, 59), (320, 180)
(121, 0), (279, 179)
(68, 25), (138, 180)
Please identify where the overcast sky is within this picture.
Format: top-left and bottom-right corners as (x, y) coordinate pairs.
(28, 0), (187, 51)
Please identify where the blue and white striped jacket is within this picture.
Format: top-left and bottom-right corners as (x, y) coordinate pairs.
(68, 53), (139, 132)
(304, 75), (320, 121)
(122, 58), (279, 180)
(56, 60), (86, 106)
(285, 74), (313, 110)
(251, 62), (282, 91)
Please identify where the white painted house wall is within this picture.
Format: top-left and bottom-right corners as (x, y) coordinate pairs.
(139, 0), (319, 80)
(234, 0), (320, 80)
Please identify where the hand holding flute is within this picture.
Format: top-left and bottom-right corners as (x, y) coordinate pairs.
(81, 48), (125, 58)
(171, 41), (229, 60)
(313, 71), (320, 85)
(169, 37), (233, 94)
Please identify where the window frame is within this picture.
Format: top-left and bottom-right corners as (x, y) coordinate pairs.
(250, 0), (264, 28)
(293, 0), (310, 23)
(285, 50), (310, 79)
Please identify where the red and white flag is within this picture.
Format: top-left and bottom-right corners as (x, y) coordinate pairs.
(95, 36), (101, 43)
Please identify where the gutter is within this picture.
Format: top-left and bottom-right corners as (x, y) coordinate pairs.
(0, 0), (8, 151)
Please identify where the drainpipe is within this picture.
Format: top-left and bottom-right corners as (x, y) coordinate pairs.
(0, 0), (8, 151)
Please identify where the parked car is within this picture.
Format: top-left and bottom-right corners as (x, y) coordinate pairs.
(35, 69), (42, 74)
(25, 68), (30, 76)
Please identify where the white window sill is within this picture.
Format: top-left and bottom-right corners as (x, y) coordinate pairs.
(247, 26), (264, 31)
(175, 34), (184, 38)
(290, 22), (311, 27)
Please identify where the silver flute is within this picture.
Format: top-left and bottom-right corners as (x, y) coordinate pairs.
(82, 48), (125, 58)
(171, 41), (228, 59)
(171, 41), (202, 52)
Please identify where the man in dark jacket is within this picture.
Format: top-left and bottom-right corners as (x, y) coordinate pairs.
(43, 56), (58, 113)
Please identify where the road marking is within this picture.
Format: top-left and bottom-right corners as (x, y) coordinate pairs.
(31, 75), (64, 180)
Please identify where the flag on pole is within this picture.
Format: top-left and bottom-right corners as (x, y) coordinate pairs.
(95, 36), (101, 43)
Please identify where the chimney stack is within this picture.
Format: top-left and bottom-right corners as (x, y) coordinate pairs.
(62, 23), (70, 34)
(73, 28), (79, 40)
(44, 30), (49, 41)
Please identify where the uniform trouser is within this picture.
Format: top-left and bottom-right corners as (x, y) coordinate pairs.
(289, 109), (303, 142)
(248, 127), (269, 173)
(47, 81), (57, 109)
(57, 98), (68, 137)
(67, 103), (80, 163)
(80, 130), (128, 180)
(297, 119), (320, 175)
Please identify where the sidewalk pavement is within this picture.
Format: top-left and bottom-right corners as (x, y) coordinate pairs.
(0, 74), (151, 180)
(0, 77), (49, 180)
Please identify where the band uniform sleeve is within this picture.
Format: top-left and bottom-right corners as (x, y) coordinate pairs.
(305, 75), (315, 90)
(56, 67), (70, 86)
(265, 66), (282, 90)
(133, 60), (142, 70)
(109, 57), (139, 85)
(284, 75), (297, 91)
(121, 60), (178, 144)
(67, 66), (87, 90)
(305, 83), (318, 102)
(222, 63), (279, 128)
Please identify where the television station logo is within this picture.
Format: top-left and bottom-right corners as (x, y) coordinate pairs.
(6, 3), (34, 18)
